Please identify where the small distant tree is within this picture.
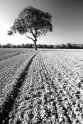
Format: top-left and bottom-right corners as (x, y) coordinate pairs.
(6, 43), (12, 48)
(11, 44), (17, 48)
(7, 6), (53, 50)
(66, 43), (72, 49)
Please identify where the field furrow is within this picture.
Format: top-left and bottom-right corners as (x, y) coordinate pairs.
(6, 52), (83, 124)
(0, 52), (37, 124)
(41, 51), (83, 123)
(0, 49), (83, 124)
(0, 51), (36, 97)
(0, 50), (23, 61)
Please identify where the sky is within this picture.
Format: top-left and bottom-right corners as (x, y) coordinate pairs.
(0, 0), (83, 45)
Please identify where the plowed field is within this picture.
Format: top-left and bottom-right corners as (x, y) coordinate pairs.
(0, 49), (83, 124)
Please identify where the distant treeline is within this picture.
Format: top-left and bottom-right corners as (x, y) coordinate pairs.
(0, 43), (83, 49)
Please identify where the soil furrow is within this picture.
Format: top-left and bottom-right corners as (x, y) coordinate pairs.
(0, 52), (22, 61)
(0, 53), (37, 124)
(1, 51), (83, 123)
(41, 52), (82, 123)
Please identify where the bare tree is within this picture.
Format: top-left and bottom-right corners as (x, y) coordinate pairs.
(7, 6), (53, 50)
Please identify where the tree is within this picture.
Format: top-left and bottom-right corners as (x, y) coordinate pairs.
(7, 6), (53, 50)
(66, 43), (72, 49)
(6, 43), (12, 48)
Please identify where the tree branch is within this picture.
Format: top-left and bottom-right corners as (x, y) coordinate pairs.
(29, 25), (36, 38)
(35, 28), (37, 37)
(25, 34), (34, 41)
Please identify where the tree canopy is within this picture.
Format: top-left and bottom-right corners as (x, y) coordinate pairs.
(7, 6), (53, 50)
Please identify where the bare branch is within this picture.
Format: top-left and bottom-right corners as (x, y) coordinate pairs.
(25, 33), (34, 41)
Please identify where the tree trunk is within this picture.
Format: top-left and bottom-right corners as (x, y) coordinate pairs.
(34, 39), (37, 50)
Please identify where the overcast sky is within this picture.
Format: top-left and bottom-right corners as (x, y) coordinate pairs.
(0, 0), (83, 45)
